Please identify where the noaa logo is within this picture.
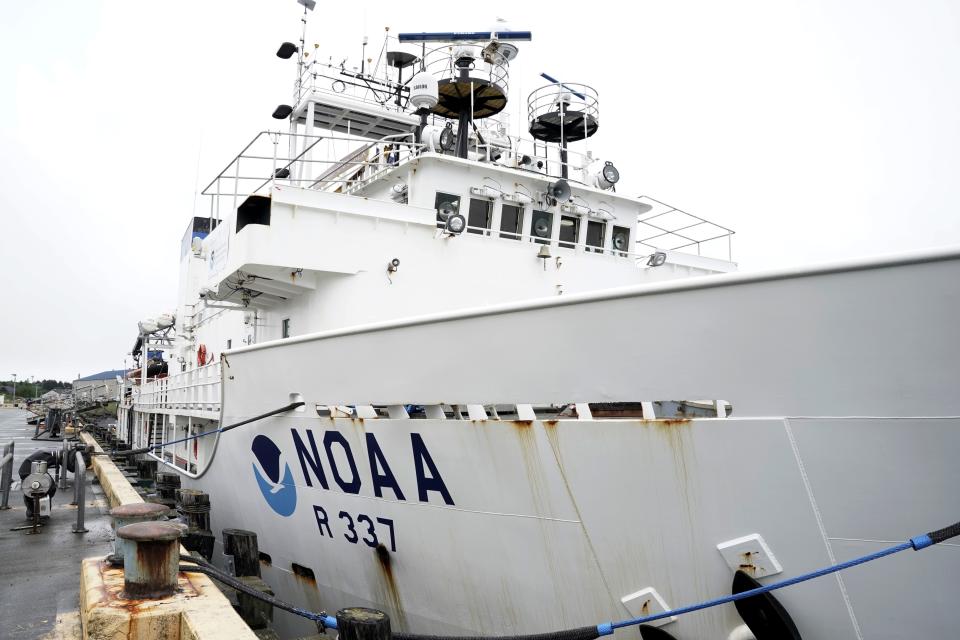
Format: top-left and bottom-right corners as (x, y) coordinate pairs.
(251, 435), (297, 517)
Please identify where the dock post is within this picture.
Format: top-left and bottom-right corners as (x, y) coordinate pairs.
(178, 488), (215, 560)
(336, 607), (392, 640)
(223, 528), (261, 577)
(72, 451), (89, 533)
(58, 435), (69, 490)
(154, 471), (181, 509)
(137, 458), (157, 486)
(0, 440), (14, 510)
(223, 528), (274, 629)
(116, 521), (181, 598)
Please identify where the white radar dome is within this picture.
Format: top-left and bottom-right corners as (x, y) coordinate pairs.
(409, 71), (438, 111)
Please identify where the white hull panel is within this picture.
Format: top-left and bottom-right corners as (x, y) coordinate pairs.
(184, 415), (960, 640)
(126, 248), (960, 639)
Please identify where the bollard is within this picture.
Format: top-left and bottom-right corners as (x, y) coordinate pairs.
(72, 451), (88, 533)
(222, 528), (261, 577)
(109, 503), (171, 564)
(116, 521), (181, 598)
(336, 607), (392, 640)
(0, 440), (14, 510)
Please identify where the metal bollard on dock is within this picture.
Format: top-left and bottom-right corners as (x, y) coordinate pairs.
(109, 502), (171, 565)
(116, 521), (181, 598)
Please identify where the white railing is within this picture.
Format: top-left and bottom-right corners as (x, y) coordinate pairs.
(134, 361), (221, 414)
(421, 42), (511, 97)
(636, 196), (736, 261)
(200, 130), (423, 219)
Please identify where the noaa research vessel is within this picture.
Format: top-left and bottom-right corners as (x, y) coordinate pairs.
(118, 7), (960, 640)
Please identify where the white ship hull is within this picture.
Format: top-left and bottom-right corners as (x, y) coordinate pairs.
(124, 247), (960, 640)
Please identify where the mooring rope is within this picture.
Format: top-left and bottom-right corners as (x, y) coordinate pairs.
(100, 401), (305, 458)
(185, 520), (957, 638)
(598, 521), (959, 633)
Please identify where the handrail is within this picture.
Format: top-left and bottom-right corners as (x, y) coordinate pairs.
(636, 195), (736, 260)
(200, 131), (425, 211)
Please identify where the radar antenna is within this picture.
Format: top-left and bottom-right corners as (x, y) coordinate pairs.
(398, 30), (531, 159)
(528, 73), (599, 179)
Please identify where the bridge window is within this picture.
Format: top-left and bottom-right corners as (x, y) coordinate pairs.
(499, 204), (523, 240)
(586, 221), (605, 253)
(282, 318), (291, 339)
(467, 198), (492, 235)
(559, 215), (579, 249)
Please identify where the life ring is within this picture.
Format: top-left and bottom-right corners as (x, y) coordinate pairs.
(197, 344), (208, 367)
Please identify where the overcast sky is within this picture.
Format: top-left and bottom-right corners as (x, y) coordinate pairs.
(1, 0), (958, 382)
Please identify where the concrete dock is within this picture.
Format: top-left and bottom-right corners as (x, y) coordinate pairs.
(0, 408), (113, 638)
(0, 408), (264, 640)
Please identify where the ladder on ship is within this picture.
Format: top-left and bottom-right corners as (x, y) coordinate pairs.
(147, 415), (164, 449)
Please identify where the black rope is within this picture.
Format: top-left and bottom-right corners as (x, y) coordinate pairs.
(110, 401), (305, 457)
(179, 559), (327, 623)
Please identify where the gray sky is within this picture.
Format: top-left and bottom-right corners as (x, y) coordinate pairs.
(2, 0), (959, 382)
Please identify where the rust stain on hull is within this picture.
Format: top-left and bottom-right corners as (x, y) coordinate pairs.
(375, 543), (406, 630)
(655, 418), (692, 427)
(507, 420), (553, 518)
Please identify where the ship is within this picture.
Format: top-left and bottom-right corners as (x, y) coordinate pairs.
(117, 4), (960, 639)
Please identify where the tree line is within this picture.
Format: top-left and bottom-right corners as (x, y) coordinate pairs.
(0, 379), (73, 400)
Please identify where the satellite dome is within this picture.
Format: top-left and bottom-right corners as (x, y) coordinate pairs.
(409, 71), (438, 111)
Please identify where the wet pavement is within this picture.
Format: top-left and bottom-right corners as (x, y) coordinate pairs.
(0, 408), (114, 639)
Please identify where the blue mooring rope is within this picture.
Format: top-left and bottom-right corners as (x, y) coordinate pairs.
(315, 527), (954, 635)
(595, 532), (942, 635)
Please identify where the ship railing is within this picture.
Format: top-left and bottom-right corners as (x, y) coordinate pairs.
(134, 361), (221, 414)
(527, 83), (599, 135)
(466, 132), (603, 186)
(421, 42), (511, 97)
(294, 65), (410, 113)
(200, 130), (423, 217)
(636, 197), (736, 261)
